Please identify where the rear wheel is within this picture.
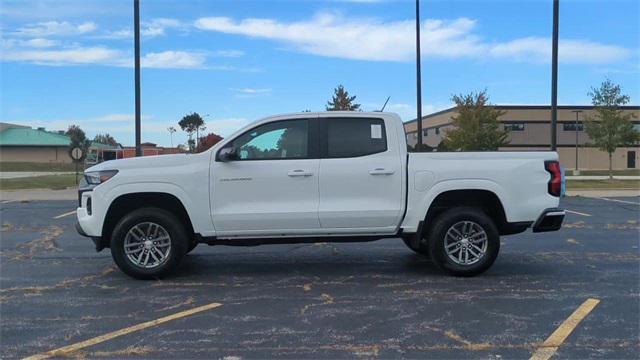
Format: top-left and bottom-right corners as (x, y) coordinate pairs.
(427, 207), (499, 277)
(110, 207), (188, 279)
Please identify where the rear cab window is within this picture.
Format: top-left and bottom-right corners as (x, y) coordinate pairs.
(322, 117), (387, 158)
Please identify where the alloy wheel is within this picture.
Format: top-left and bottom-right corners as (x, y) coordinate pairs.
(124, 222), (172, 269)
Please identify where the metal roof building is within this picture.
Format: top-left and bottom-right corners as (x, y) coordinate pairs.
(0, 123), (114, 164)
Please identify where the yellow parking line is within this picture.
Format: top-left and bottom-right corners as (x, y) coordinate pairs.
(23, 302), (222, 360)
(565, 209), (591, 217)
(529, 298), (600, 360)
(52, 210), (76, 219)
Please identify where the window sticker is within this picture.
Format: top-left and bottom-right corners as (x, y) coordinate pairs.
(371, 124), (382, 139)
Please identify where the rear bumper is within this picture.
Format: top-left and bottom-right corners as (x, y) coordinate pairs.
(532, 208), (565, 232)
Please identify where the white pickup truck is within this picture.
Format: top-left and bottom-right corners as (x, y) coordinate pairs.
(76, 112), (565, 279)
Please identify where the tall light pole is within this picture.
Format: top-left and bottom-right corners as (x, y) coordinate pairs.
(415, 0), (423, 152)
(550, 0), (559, 151)
(572, 110), (582, 174)
(134, 0), (142, 156)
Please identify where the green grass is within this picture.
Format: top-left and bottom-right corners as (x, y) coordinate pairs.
(0, 162), (78, 172)
(566, 179), (640, 190)
(567, 169), (640, 176)
(0, 174), (81, 190)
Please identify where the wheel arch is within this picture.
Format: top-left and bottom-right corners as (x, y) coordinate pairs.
(101, 192), (195, 249)
(421, 188), (524, 236)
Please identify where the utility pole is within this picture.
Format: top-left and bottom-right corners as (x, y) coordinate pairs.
(415, 0), (423, 152)
(572, 110), (582, 174)
(134, 0), (142, 156)
(550, 0), (559, 151)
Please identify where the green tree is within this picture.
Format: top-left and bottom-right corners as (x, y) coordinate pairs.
(93, 133), (118, 146)
(326, 85), (360, 111)
(584, 79), (639, 179)
(195, 132), (224, 153)
(178, 112), (205, 152)
(65, 124), (90, 162)
(442, 90), (509, 151)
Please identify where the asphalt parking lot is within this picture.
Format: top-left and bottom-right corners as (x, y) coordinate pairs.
(1, 196), (638, 359)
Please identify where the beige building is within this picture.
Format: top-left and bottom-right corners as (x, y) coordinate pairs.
(404, 105), (640, 170)
(0, 122), (118, 164)
(0, 123), (74, 164)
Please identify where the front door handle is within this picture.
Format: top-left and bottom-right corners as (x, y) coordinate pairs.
(288, 169), (313, 177)
(369, 168), (395, 175)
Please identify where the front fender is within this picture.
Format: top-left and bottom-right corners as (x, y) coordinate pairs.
(102, 182), (214, 236)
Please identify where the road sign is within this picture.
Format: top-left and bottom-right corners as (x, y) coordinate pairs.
(71, 147), (83, 161)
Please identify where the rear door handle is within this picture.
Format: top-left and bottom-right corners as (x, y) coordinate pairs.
(288, 169), (313, 177)
(369, 168), (395, 175)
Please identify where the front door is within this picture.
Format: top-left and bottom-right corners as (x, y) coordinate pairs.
(628, 151), (636, 169)
(211, 118), (320, 235)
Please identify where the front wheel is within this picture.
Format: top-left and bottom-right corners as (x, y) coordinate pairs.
(110, 207), (188, 279)
(427, 207), (499, 277)
(402, 237), (430, 257)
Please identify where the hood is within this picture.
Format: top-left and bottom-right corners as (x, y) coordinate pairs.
(85, 153), (200, 172)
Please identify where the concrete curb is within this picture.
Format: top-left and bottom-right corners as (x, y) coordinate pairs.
(566, 176), (640, 180)
(566, 189), (640, 198)
(0, 187), (78, 201)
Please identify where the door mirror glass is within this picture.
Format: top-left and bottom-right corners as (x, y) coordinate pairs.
(218, 147), (239, 162)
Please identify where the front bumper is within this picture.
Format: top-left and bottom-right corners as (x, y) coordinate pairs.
(532, 208), (565, 232)
(76, 187), (107, 251)
(76, 221), (106, 252)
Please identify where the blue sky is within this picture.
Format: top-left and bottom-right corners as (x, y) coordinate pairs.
(1, 0), (638, 147)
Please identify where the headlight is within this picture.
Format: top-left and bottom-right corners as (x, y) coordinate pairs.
(84, 170), (118, 185)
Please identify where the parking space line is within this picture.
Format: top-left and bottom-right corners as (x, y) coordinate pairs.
(22, 302), (222, 360)
(52, 210), (76, 219)
(565, 209), (591, 217)
(598, 197), (640, 205)
(529, 298), (600, 360)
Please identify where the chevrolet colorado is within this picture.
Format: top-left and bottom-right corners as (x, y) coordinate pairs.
(76, 112), (565, 279)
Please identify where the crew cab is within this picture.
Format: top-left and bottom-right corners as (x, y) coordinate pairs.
(76, 112), (565, 279)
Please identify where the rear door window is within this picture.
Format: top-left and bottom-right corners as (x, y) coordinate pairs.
(324, 117), (387, 158)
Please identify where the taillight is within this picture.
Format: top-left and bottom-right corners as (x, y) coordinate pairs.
(545, 160), (562, 197)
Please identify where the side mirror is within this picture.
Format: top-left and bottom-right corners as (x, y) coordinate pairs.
(218, 147), (239, 162)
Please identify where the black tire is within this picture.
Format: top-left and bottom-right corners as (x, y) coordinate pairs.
(187, 241), (198, 254)
(427, 207), (499, 277)
(110, 207), (189, 280)
(402, 238), (430, 257)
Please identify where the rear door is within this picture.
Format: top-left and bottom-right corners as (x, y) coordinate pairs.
(211, 117), (321, 235)
(318, 116), (404, 232)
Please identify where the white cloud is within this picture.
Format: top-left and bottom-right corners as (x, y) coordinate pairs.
(490, 37), (632, 64)
(14, 21), (97, 37)
(213, 50), (244, 57)
(22, 38), (58, 48)
(231, 88), (271, 94)
(194, 13), (630, 64)
(141, 51), (206, 69)
(90, 114), (153, 122)
(142, 18), (183, 37)
(0, 37), (59, 48)
(0, 43), (207, 69)
(101, 18), (184, 39)
(100, 28), (133, 40)
(1, 46), (122, 66)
